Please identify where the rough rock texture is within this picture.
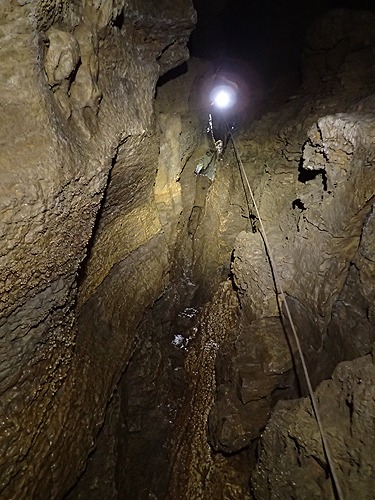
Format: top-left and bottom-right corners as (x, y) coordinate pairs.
(208, 316), (297, 454)
(205, 7), (375, 490)
(0, 1), (195, 498)
(252, 351), (375, 499)
(1, 3), (375, 499)
(166, 281), (247, 500)
(72, 57), (251, 498)
(96, 9), (374, 498)
(231, 110), (374, 372)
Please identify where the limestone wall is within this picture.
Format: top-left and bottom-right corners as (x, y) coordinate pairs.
(0, 1), (195, 497)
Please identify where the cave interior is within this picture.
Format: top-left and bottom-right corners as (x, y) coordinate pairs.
(0, 0), (374, 499)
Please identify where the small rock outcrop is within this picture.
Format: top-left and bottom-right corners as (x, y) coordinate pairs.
(252, 351), (375, 499)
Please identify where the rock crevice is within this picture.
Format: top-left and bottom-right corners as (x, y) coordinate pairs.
(0, 3), (374, 499)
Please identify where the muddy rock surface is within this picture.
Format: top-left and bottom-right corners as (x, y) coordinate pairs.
(1, 3), (374, 500)
(0, 1), (195, 497)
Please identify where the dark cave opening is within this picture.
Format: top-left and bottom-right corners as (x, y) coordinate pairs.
(112, 8), (125, 29)
(189, 0), (375, 78)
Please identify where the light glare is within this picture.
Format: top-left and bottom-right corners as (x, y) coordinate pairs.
(215, 90), (230, 108)
(210, 84), (237, 110)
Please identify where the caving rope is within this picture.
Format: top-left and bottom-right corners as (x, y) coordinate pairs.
(207, 113), (224, 158)
(223, 118), (344, 500)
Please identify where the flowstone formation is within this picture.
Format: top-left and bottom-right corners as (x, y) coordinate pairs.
(0, 1), (195, 498)
(1, 2), (374, 499)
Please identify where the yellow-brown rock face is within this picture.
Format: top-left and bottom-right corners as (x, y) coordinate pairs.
(0, 1), (195, 497)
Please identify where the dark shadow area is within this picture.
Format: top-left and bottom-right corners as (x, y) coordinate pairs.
(112, 8), (124, 29)
(292, 198), (306, 211)
(189, 0), (375, 83)
(76, 148), (119, 291)
(156, 61), (188, 88)
(298, 161), (328, 191)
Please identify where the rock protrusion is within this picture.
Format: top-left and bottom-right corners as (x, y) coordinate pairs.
(252, 351), (375, 500)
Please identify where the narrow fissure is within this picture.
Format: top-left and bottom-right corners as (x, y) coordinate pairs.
(2, 2), (375, 499)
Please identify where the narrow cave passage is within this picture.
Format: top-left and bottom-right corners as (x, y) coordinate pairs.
(70, 12), (375, 495)
(1, 1), (375, 500)
(70, 89), (256, 497)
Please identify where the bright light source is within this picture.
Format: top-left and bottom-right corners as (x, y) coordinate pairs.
(210, 84), (237, 110)
(214, 90), (231, 108)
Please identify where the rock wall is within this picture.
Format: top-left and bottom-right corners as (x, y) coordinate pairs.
(0, 1), (195, 498)
(1, 2), (374, 499)
(205, 9), (375, 497)
(72, 9), (375, 498)
(252, 351), (375, 499)
(68, 57), (251, 498)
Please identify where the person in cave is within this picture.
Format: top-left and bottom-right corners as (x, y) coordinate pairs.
(209, 72), (238, 148)
(194, 114), (228, 180)
(195, 73), (238, 180)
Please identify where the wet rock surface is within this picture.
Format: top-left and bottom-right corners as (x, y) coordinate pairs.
(166, 281), (243, 500)
(208, 316), (297, 454)
(0, 3), (374, 500)
(0, 0), (195, 498)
